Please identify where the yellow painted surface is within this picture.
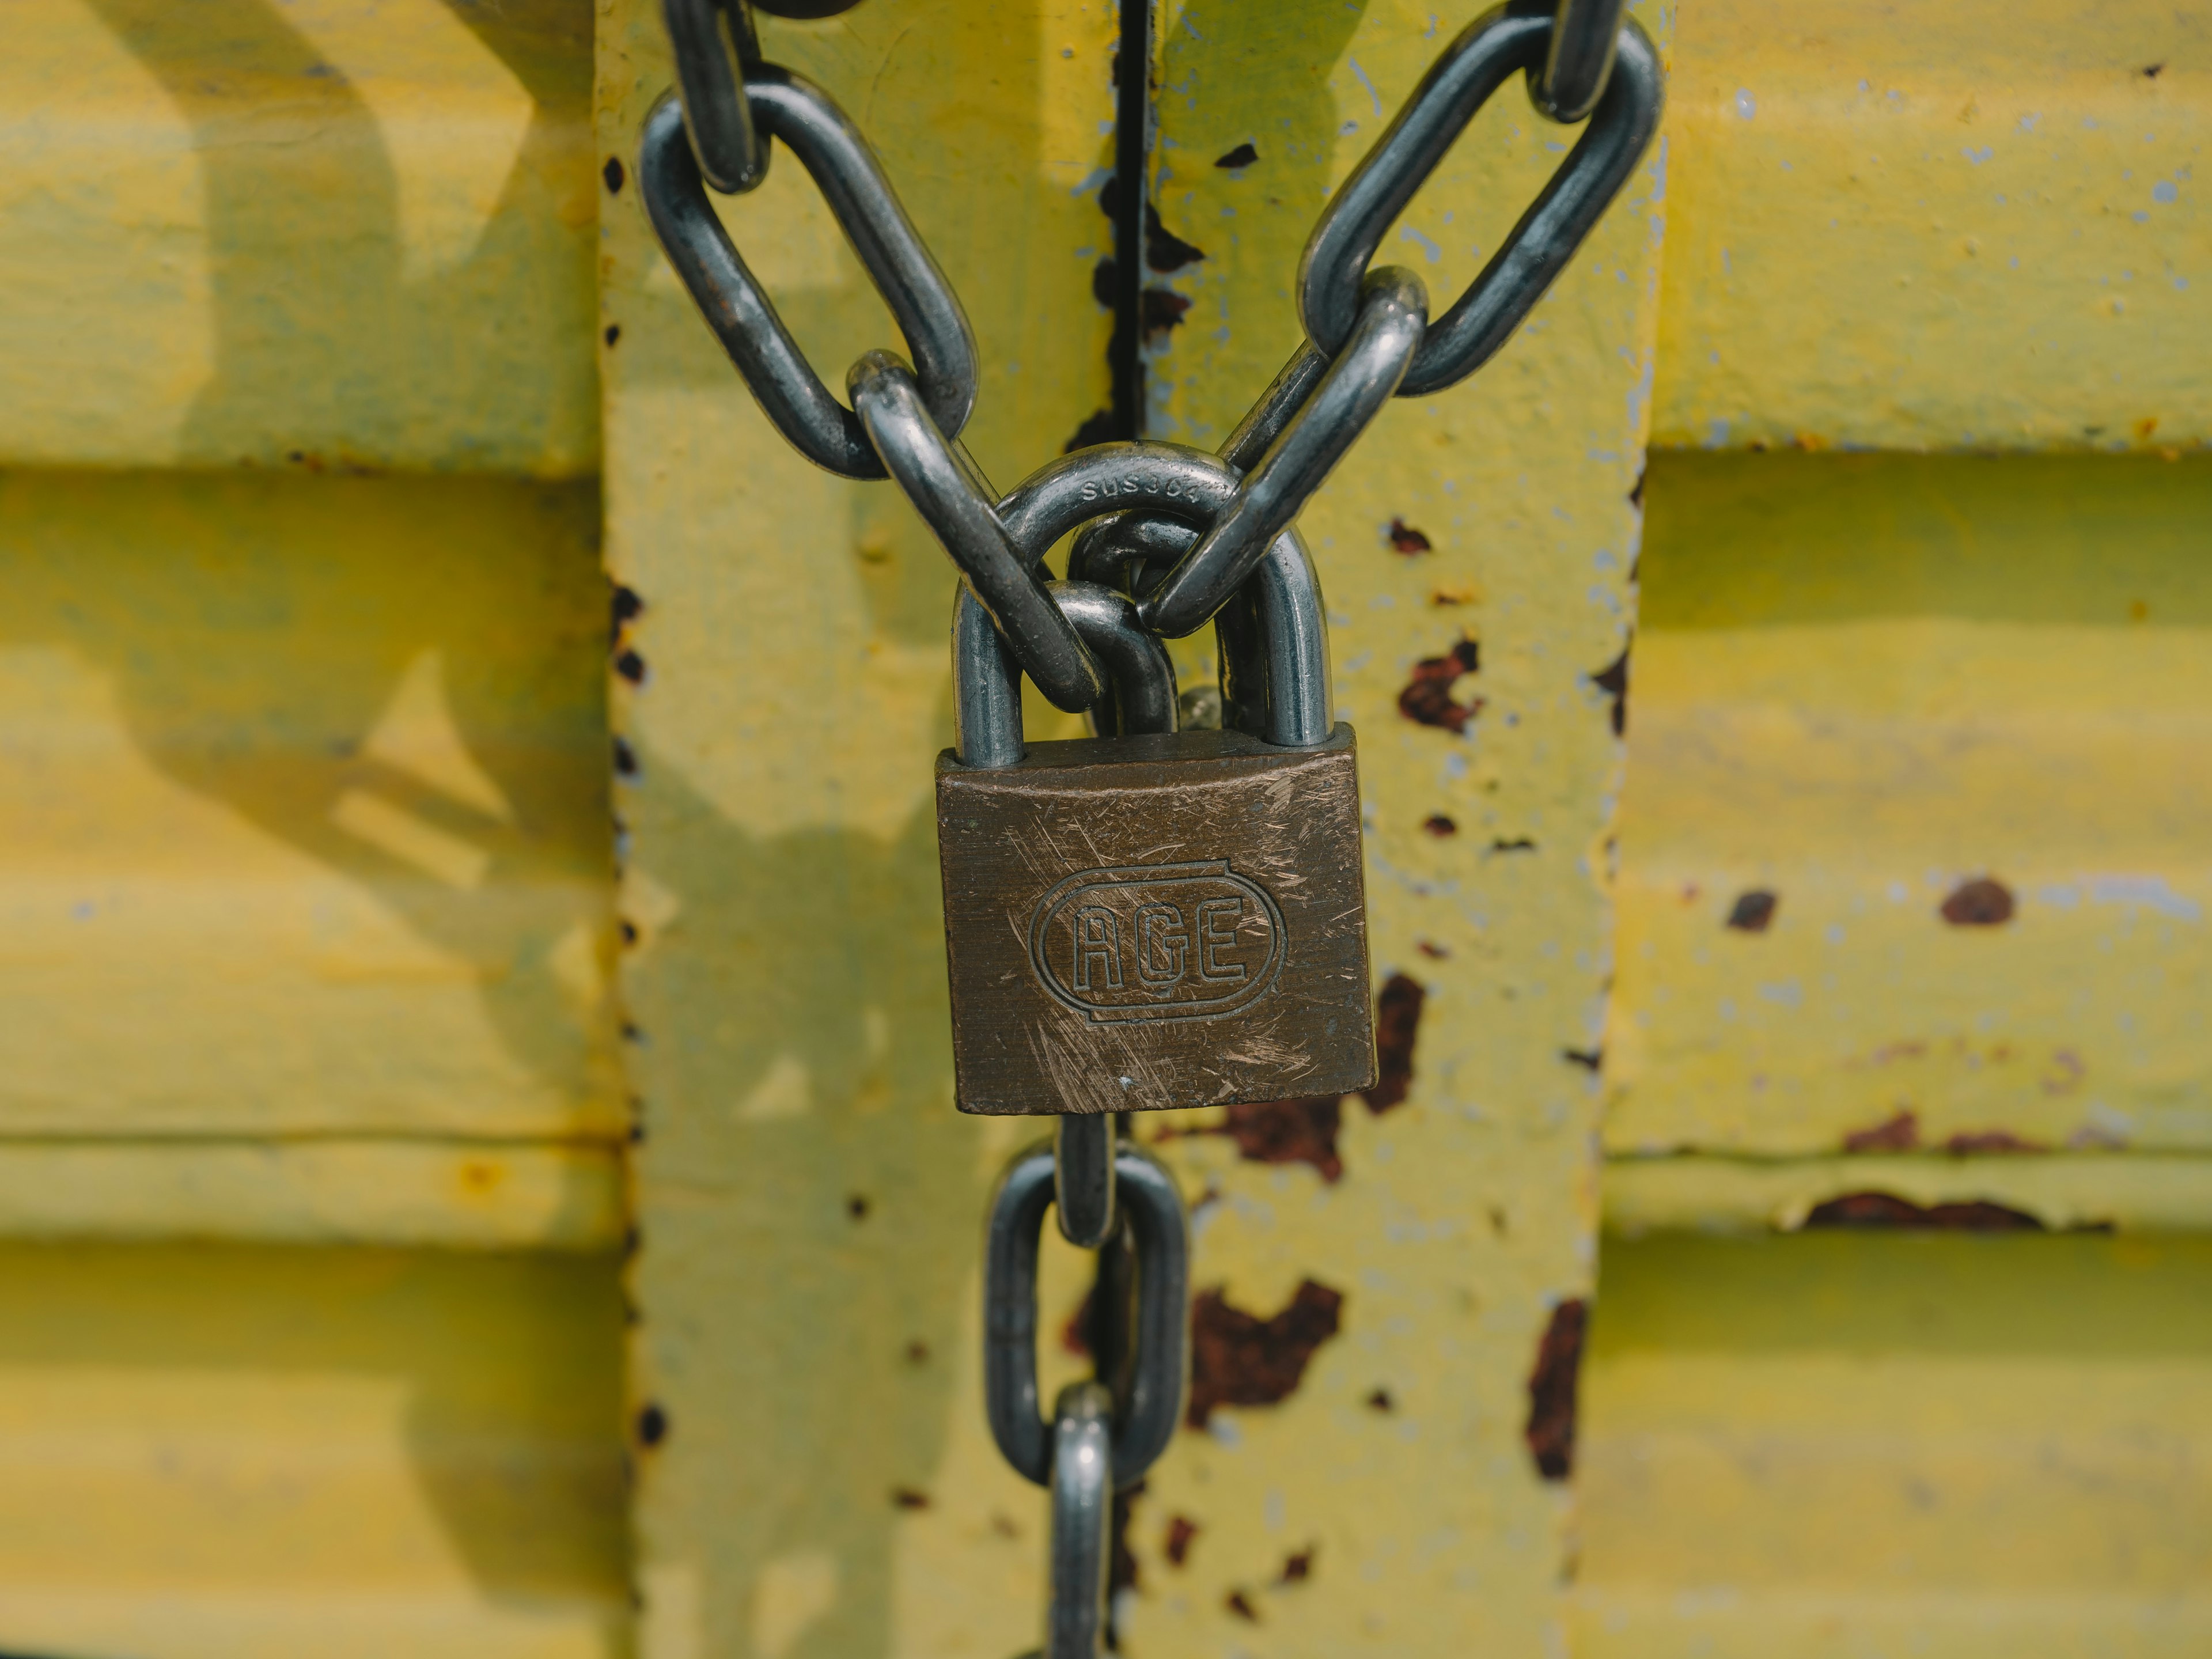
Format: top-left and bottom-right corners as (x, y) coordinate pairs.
(0, 1242), (628, 1657)
(598, 2), (1120, 1654)
(0, 0), (599, 473)
(0, 1139), (623, 1249)
(1575, 1232), (2212, 1654)
(1606, 1152), (2212, 1236)
(1608, 452), (2212, 1158)
(1653, 0), (2212, 452)
(0, 469), (620, 1138)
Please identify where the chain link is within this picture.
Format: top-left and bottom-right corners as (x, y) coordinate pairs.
(645, 2), (1658, 1647)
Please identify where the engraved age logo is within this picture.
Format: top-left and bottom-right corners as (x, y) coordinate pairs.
(1028, 861), (1285, 1023)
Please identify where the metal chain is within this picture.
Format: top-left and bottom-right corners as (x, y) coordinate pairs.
(643, 1), (1657, 1649)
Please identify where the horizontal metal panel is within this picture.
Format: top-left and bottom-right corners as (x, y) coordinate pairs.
(1605, 1152), (2212, 1236)
(1609, 452), (2212, 1158)
(1575, 1231), (2212, 1653)
(0, 469), (620, 1138)
(0, 1241), (627, 1657)
(0, 0), (598, 474)
(0, 1139), (621, 1249)
(1653, 0), (2211, 452)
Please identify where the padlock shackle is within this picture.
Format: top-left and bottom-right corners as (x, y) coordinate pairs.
(952, 581), (1177, 769)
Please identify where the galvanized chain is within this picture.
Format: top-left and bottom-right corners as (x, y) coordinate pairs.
(643, 1), (1657, 1650)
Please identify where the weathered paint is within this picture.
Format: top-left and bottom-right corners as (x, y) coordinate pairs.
(1115, 0), (1669, 1650)
(1575, 1232), (2212, 1654)
(0, 0), (600, 473)
(596, 3), (1119, 1654)
(1652, 0), (2212, 452)
(0, 1243), (628, 1657)
(1608, 452), (2212, 1158)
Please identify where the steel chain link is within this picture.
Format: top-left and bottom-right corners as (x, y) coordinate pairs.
(643, 2), (1657, 1650)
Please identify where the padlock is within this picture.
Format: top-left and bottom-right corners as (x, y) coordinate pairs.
(936, 552), (1377, 1117)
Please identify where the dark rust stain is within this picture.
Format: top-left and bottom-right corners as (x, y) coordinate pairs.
(1397, 638), (1482, 732)
(1941, 877), (2015, 926)
(846, 1193), (872, 1221)
(1279, 1548), (1315, 1583)
(1422, 813), (1457, 837)
(1415, 940), (1450, 959)
(1142, 287), (1193, 344)
(1361, 972), (1425, 1112)
(613, 735), (639, 777)
(903, 1339), (930, 1365)
(2145, 61), (2166, 76)
(1203, 1096), (1346, 1183)
(1214, 141), (1259, 168)
(1092, 256), (1118, 309)
(1524, 1298), (1586, 1482)
(611, 582), (645, 643)
(1065, 408), (1115, 452)
(1726, 889), (1778, 933)
(620, 1021), (645, 1043)
(1628, 469), (1645, 509)
(1945, 1128), (2046, 1155)
(1186, 1279), (1344, 1427)
(636, 1402), (668, 1448)
(891, 1487), (931, 1510)
(1145, 203), (1206, 271)
(602, 156), (625, 194)
(1802, 1191), (2044, 1231)
(1843, 1109), (1920, 1152)
(1165, 1513), (1199, 1567)
(1225, 1590), (1259, 1623)
(1388, 517), (1433, 554)
(1560, 1047), (1602, 1072)
(613, 647), (647, 686)
(619, 919), (639, 946)
(1490, 836), (1536, 854)
(1590, 646), (1630, 737)
(990, 1511), (1020, 1539)
(1364, 1386), (1395, 1413)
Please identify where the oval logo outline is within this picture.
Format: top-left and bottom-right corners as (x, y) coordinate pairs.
(1027, 859), (1286, 1024)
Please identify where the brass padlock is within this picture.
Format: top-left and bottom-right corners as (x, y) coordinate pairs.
(937, 545), (1376, 1116)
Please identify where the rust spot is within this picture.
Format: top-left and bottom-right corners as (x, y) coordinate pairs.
(1186, 1279), (1344, 1427)
(1422, 813), (1457, 837)
(1945, 1129), (2046, 1155)
(1165, 1514), (1199, 1566)
(1142, 287), (1192, 344)
(1225, 1590), (1259, 1622)
(614, 647), (647, 686)
(1726, 889), (1778, 933)
(891, 1487), (931, 1510)
(621, 1020), (644, 1046)
(903, 1339), (930, 1365)
(1940, 877), (2015, 926)
(1279, 1548), (1315, 1582)
(989, 1512), (1020, 1539)
(613, 735), (639, 777)
(1590, 646), (1630, 736)
(603, 156), (625, 194)
(1560, 1047), (1602, 1072)
(1364, 1386), (1395, 1413)
(1091, 256), (1118, 309)
(1803, 1191), (2044, 1231)
(1388, 518), (1433, 554)
(2146, 61), (2166, 76)
(1361, 973), (1425, 1112)
(1146, 204), (1206, 271)
(604, 323), (622, 348)
(1415, 940), (1450, 960)
(1525, 1298), (1586, 1482)
(1065, 408), (1114, 452)
(1214, 142), (1259, 169)
(1490, 836), (1536, 854)
(1210, 1096), (1345, 1182)
(636, 1403), (669, 1448)
(846, 1193), (872, 1221)
(1431, 582), (1478, 606)
(1843, 1109), (1921, 1153)
(1397, 638), (1482, 731)
(611, 582), (645, 645)
(1628, 469), (1645, 509)
(459, 1158), (502, 1194)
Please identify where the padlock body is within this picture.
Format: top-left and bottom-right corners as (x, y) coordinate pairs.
(937, 724), (1377, 1115)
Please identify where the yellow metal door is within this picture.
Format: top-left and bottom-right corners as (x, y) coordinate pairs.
(0, 1), (2205, 1656)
